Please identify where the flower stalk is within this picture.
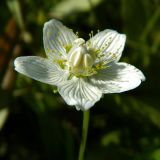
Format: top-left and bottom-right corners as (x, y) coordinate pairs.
(78, 110), (90, 160)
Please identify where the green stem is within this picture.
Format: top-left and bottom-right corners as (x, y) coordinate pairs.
(78, 110), (90, 160)
(140, 6), (160, 41)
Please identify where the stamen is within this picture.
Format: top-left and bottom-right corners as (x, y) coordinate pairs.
(67, 73), (74, 80)
(76, 31), (79, 36)
(53, 87), (58, 93)
(88, 31), (95, 48)
(53, 59), (67, 69)
(64, 45), (72, 53)
(101, 53), (118, 65)
(91, 30), (94, 37)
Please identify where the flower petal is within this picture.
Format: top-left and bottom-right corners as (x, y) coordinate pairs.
(14, 56), (68, 86)
(87, 29), (126, 64)
(90, 62), (145, 93)
(43, 19), (78, 60)
(58, 77), (102, 110)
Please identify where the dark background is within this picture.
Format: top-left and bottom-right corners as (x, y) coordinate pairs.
(0, 0), (160, 159)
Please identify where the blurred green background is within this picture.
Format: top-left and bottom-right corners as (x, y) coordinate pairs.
(0, 0), (160, 159)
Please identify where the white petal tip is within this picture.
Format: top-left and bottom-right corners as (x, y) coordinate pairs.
(44, 19), (61, 27)
(58, 78), (102, 111)
(14, 57), (23, 72)
(141, 74), (146, 82)
(121, 34), (126, 41)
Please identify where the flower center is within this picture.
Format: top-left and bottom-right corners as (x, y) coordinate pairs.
(68, 39), (95, 77)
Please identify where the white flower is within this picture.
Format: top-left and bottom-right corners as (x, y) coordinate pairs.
(14, 19), (145, 110)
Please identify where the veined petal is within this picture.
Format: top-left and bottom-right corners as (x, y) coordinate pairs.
(43, 19), (78, 59)
(90, 62), (145, 93)
(14, 56), (68, 86)
(87, 29), (126, 64)
(58, 77), (102, 110)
